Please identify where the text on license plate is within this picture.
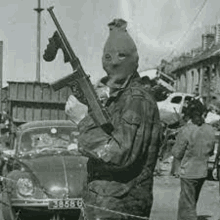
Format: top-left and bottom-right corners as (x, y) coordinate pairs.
(48, 199), (83, 209)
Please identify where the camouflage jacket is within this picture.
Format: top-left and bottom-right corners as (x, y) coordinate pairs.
(78, 74), (161, 196)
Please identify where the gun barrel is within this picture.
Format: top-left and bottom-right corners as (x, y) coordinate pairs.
(47, 6), (54, 11)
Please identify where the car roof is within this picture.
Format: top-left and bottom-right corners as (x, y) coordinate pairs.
(18, 120), (77, 131)
(169, 92), (194, 97)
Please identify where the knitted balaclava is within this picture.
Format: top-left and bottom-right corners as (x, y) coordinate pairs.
(102, 19), (139, 83)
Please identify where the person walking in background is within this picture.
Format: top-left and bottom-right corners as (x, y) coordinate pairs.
(172, 107), (215, 220)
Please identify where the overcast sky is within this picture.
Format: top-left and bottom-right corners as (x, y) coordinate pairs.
(0, 0), (219, 86)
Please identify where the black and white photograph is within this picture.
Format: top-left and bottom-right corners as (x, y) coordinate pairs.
(0, 0), (219, 219)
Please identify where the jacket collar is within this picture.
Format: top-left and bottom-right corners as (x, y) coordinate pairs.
(101, 72), (140, 98)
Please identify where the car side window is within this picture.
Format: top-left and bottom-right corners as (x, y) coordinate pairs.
(184, 96), (192, 102)
(170, 96), (182, 104)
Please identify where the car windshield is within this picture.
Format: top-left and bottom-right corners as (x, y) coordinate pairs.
(19, 126), (78, 153)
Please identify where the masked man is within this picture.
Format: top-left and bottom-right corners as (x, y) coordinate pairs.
(66, 19), (161, 219)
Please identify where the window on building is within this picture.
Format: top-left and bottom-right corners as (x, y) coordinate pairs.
(191, 71), (194, 93)
(171, 96), (182, 104)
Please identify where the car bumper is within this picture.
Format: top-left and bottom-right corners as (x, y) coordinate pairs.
(11, 198), (83, 209)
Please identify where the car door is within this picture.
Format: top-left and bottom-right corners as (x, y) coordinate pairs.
(168, 95), (183, 113)
(180, 95), (193, 114)
(158, 94), (183, 113)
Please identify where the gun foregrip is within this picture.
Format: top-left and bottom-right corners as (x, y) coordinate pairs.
(43, 46), (59, 62)
(43, 31), (62, 62)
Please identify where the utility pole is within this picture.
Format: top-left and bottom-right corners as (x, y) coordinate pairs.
(34, 0), (44, 82)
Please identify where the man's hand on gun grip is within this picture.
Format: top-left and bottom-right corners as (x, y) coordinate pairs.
(65, 95), (88, 124)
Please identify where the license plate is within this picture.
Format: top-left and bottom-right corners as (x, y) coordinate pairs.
(48, 199), (83, 210)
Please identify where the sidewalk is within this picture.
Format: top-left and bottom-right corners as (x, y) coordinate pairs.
(150, 160), (220, 220)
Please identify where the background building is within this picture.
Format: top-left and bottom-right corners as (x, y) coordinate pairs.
(172, 24), (220, 105)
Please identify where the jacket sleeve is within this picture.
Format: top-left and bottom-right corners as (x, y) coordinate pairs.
(78, 92), (157, 168)
(171, 127), (188, 160)
(145, 107), (162, 172)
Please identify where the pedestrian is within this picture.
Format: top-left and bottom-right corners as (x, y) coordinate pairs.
(172, 108), (215, 220)
(193, 85), (205, 105)
(65, 18), (161, 219)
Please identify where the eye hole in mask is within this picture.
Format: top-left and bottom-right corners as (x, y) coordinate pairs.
(105, 54), (112, 61)
(118, 53), (126, 60)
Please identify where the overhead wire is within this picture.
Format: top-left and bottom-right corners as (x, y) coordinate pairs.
(158, 0), (208, 62)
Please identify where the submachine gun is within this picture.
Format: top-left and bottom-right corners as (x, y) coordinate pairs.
(43, 7), (113, 134)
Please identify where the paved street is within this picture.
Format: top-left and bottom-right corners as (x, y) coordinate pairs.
(151, 169), (220, 220)
(0, 163), (219, 220)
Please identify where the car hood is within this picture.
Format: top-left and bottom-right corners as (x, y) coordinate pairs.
(20, 155), (88, 199)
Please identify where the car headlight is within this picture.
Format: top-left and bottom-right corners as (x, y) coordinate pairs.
(212, 168), (218, 181)
(16, 178), (35, 197)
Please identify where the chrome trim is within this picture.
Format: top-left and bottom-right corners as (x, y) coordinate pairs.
(61, 156), (69, 199)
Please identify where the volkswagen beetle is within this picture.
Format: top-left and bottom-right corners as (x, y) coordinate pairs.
(0, 120), (88, 220)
